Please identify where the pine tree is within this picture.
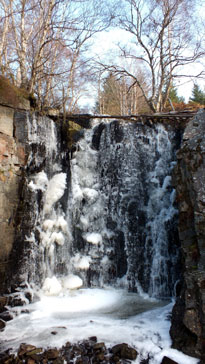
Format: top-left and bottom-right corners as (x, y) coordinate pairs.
(190, 83), (205, 105)
(100, 73), (121, 115)
(169, 85), (185, 103)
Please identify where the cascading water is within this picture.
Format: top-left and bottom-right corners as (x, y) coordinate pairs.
(1, 114), (199, 364)
(68, 120), (179, 298)
(13, 116), (179, 298)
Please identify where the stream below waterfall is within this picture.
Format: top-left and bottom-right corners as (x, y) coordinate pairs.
(0, 288), (199, 364)
(0, 116), (200, 363)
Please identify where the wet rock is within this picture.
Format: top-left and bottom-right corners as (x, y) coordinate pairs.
(0, 339), (141, 364)
(25, 348), (43, 356)
(93, 342), (106, 351)
(111, 343), (138, 360)
(95, 352), (105, 361)
(18, 344), (37, 357)
(161, 357), (179, 364)
(26, 359), (36, 364)
(140, 357), (150, 364)
(0, 351), (10, 363)
(89, 336), (97, 343)
(0, 310), (13, 322)
(44, 348), (59, 359)
(0, 296), (8, 311)
(0, 319), (6, 330)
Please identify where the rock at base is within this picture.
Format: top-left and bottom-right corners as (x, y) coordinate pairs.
(111, 343), (138, 360)
(161, 357), (179, 364)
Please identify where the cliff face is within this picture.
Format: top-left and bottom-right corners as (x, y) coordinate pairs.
(0, 106), (28, 293)
(170, 109), (205, 362)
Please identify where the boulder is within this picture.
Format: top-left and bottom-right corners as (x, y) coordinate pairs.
(111, 343), (138, 360)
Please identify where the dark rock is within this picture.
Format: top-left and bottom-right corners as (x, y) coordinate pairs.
(0, 297), (8, 312)
(0, 319), (6, 330)
(26, 359), (36, 364)
(0, 311), (13, 321)
(53, 359), (64, 364)
(89, 336), (97, 343)
(0, 351), (10, 363)
(111, 343), (138, 360)
(161, 356), (179, 364)
(95, 352), (105, 361)
(140, 357), (150, 364)
(92, 123), (106, 150)
(170, 110), (205, 361)
(93, 342), (106, 351)
(44, 348), (59, 359)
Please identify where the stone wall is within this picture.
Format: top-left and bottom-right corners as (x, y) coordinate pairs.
(170, 109), (205, 362)
(0, 105), (28, 293)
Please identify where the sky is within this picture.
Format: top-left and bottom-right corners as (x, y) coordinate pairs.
(79, 23), (205, 112)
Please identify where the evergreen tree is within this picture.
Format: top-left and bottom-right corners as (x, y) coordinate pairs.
(169, 85), (185, 103)
(190, 83), (205, 105)
(100, 73), (121, 115)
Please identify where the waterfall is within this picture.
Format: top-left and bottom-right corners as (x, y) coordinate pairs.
(12, 115), (179, 299)
(68, 119), (179, 298)
(2, 114), (199, 364)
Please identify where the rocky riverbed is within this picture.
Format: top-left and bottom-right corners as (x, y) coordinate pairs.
(0, 338), (180, 364)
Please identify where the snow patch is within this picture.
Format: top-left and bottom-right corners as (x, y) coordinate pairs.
(72, 254), (91, 270)
(28, 171), (48, 191)
(62, 275), (83, 290)
(42, 277), (62, 296)
(84, 232), (102, 245)
(44, 173), (67, 213)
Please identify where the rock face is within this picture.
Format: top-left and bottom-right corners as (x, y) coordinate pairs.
(0, 106), (28, 294)
(170, 109), (205, 362)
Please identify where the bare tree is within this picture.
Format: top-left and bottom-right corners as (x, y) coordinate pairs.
(0, 0), (11, 76)
(106, 0), (205, 112)
(96, 71), (149, 115)
(0, 0), (114, 110)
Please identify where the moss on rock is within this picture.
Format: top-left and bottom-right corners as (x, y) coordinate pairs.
(0, 76), (30, 110)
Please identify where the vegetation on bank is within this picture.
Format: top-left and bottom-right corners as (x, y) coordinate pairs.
(0, 76), (31, 108)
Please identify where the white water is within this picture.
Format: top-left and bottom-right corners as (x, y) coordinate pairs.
(1, 116), (198, 363)
(0, 288), (199, 364)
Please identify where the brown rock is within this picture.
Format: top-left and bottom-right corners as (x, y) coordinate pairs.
(0, 296), (8, 311)
(95, 352), (105, 361)
(111, 343), (138, 360)
(44, 348), (59, 360)
(18, 344), (36, 357)
(25, 348), (43, 356)
(26, 359), (35, 364)
(93, 343), (106, 351)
